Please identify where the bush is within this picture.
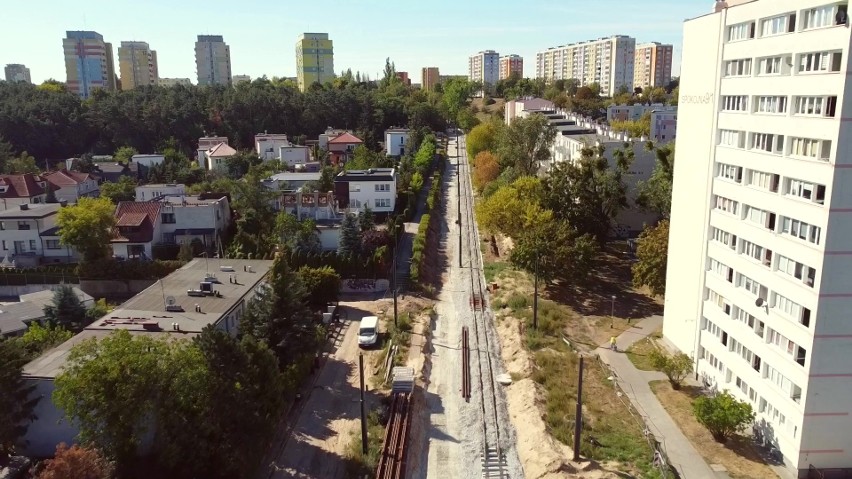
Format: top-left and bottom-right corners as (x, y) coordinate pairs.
(648, 350), (693, 390)
(297, 266), (341, 308)
(693, 391), (755, 443)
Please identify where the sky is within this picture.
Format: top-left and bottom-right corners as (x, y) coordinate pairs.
(2, 0), (707, 85)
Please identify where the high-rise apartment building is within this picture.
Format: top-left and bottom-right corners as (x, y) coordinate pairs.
(4, 64), (31, 83)
(295, 33), (334, 92)
(118, 41), (158, 89)
(665, 1), (852, 476)
(63, 31), (116, 98)
(535, 35), (635, 96)
(499, 54), (523, 80)
(469, 50), (499, 93)
(195, 35), (232, 86)
(421, 67), (440, 92)
(232, 75), (251, 85)
(633, 42), (673, 89)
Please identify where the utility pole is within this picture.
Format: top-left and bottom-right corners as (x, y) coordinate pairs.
(458, 141), (463, 269)
(392, 248), (398, 327)
(573, 355), (584, 461)
(533, 248), (539, 330)
(359, 353), (368, 455)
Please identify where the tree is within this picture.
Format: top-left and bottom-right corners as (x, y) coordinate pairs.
(475, 177), (551, 240)
(19, 322), (73, 357)
(648, 348), (692, 390)
(338, 214), (361, 257)
(85, 298), (109, 323)
(467, 122), (502, 160)
(0, 136), (15, 173)
(178, 240), (194, 262)
(5, 152), (40, 174)
(496, 114), (556, 176)
(632, 220), (669, 297)
(113, 146), (138, 165)
(297, 266), (341, 308)
(224, 150), (262, 179)
(98, 176), (136, 203)
(57, 197), (116, 263)
(276, 213), (321, 254)
(541, 145), (631, 244)
(472, 151), (500, 192)
(693, 391), (756, 443)
(36, 443), (114, 479)
(0, 339), (37, 460)
(53, 330), (171, 464)
(43, 285), (88, 329)
(359, 207), (375, 232)
(509, 222), (598, 284)
(636, 143), (675, 218)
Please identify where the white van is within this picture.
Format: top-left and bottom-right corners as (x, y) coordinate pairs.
(358, 316), (379, 348)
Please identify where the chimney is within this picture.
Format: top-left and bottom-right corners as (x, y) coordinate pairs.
(19, 204), (29, 210)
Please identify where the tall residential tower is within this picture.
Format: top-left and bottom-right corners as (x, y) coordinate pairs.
(118, 41), (158, 89)
(4, 64), (31, 84)
(535, 35), (635, 96)
(62, 31), (116, 98)
(468, 50), (499, 94)
(195, 35), (232, 86)
(633, 42), (674, 89)
(499, 54), (523, 80)
(421, 67), (440, 92)
(665, 0), (852, 475)
(296, 33), (334, 92)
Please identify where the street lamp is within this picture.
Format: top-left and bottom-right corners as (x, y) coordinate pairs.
(610, 295), (616, 329)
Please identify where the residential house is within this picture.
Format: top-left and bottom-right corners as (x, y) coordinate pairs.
(39, 225), (79, 264)
(200, 142), (237, 171)
(333, 168), (396, 215)
(135, 184), (186, 201)
(0, 286), (93, 338)
(255, 133), (291, 160)
(19, 258), (274, 457)
(43, 170), (99, 203)
(111, 202), (162, 260)
(318, 129), (349, 150)
(0, 174), (53, 211)
(155, 194), (231, 250)
(93, 162), (140, 183)
(278, 191), (335, 220)
(261, 172), (322, 193)
(504, 97), (555, 125)
(385, 128), (410, 157)
(0, 204), (64, 267)
(327, 132), (363, 165)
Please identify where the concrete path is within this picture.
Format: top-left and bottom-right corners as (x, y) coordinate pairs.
(597, 316), (724, 479)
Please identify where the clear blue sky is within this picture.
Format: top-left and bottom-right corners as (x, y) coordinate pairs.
(2, 0), (706, 85)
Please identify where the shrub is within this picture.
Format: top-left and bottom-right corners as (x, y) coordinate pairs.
(648, 350), (693, 390)
(693, 391), (755, 443)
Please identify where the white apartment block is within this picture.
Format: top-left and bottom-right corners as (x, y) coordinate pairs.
(535, 35), (636, 96)
(195, 35), (232, 86)
(665, 1), (852, 476)
(469, 50), (500, 94)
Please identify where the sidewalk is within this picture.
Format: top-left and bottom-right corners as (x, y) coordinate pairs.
(597, 316), (724, 479)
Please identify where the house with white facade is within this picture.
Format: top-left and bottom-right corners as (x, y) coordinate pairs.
(43, 170), (99, 203)
(261, 172), (322, 193)
(664, 1), (852, 476)
(135, 184), (186, 201)
(385, 128), (410, 156)
(504, 97), (555, 125)
(130, 154), (165, 168)
(333, 168), (396, 215)
(155, 194), (231, 249)
(0, 174), (53, 211)
(200, 142), (237, 171)
(255, 133), (291, 160)
(19, 258), (274, 457)
(0, 204), (63, 268)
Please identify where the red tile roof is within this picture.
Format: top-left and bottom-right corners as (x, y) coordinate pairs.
(328, 132), (363, 144)
(0, 174), (52, 199)
(43, 169), (96, 187)
(207, 142), (237, 158)
(112, 202), (162, 243)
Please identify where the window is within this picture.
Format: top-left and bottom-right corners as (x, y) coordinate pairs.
(724, 58), (752, 77)
(757, 55), (791, 75)
(737, 273), (768, 299)
(780, 216), (821, 245)
(747, 170), (780, 192)
(751, 133), (784, 154)
(45, 240), (61, 250)
(740, 239), (773, 266)
(162, 233), (175, 244)
(733, 307), (765, 338)
(754, 96), (787, 114)
(714, 196), (739, 215)
(707, 290), (731, 315)
(722, 95), (749, 112)
(777, 254), (817, 287)
(17, 221), (30, 230)
(794, 95), (837, 117)
(728, 21), (756, 41)
(349, 184), (361, 193)
(161, 213), (176, 224)
(773, 293), (812, 327)
(712, 227), (737, 249)
(29, 240), (36, 251)
(760, 14), (795, 36)
(798, 51), (842, 73)
(719, 129), (745, 148)
(374, 198), (392, 208)
(0, 222), (4, 230)
(1, 240), (5, 250)
(790, 138), (831, 161)
(786, 178), (826, 204)
(802, 4), (843, 30)
(709, 258), (734, 282)
(764, 363), (801, 402)
(716, 163), (743, 182)
(374, 184), (391, 192)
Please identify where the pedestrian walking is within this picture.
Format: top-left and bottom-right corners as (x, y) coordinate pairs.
(610, 336), (618, 351)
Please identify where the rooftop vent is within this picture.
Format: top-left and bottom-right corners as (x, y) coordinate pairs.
(219, 265), (235, 272)
(19, 204), (28, 210)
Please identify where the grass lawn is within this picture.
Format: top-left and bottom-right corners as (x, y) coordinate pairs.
(625, 331), (663, 371)
(650, 381), (777, 479)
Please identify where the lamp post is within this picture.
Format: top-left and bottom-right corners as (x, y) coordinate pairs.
(610, 295), (616, 329)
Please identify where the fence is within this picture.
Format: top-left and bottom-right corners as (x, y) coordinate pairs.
(0, 269), (79, 286)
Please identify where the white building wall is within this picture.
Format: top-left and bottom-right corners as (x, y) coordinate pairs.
(135, 184), (186, 201)
(347, 179), (396, 213)
(279, 146), (310, 166)
(385, 131), (409, 156)
(256, 136), (292, 160)
(130, 154), (164, 168)
(666, 1), (852, 474)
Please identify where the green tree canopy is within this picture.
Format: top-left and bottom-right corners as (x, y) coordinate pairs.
(338, 214), (361, 257)
(649, 348), (692, 389)
(632, 220), (669, 297)
(693, 391), (756, 443)
(57, 197), (116, 263)
(475, 176), (551, 240)
(496, 114), (556, 177)
(19, 322), (73, 357)
(636, 143), (675, 218)
(297, 266), (341, 308)
(466, 121), (503, 161)
(43, 285), (88, 329)
(113, 146), (138, 165)
(0, 339), (37, 460)
(98, 176), (137, 203)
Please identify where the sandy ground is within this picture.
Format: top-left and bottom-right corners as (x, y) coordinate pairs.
(269, 300), (388, 479)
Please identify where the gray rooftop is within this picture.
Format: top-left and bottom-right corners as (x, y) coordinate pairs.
(0, 302), (45, 336)
(336, 168), (395, 182)
(265, 172), (322, 182)
(0, 204), (61, 219)
(20, 287), (93, 310)
(23, 258), (273, 378)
